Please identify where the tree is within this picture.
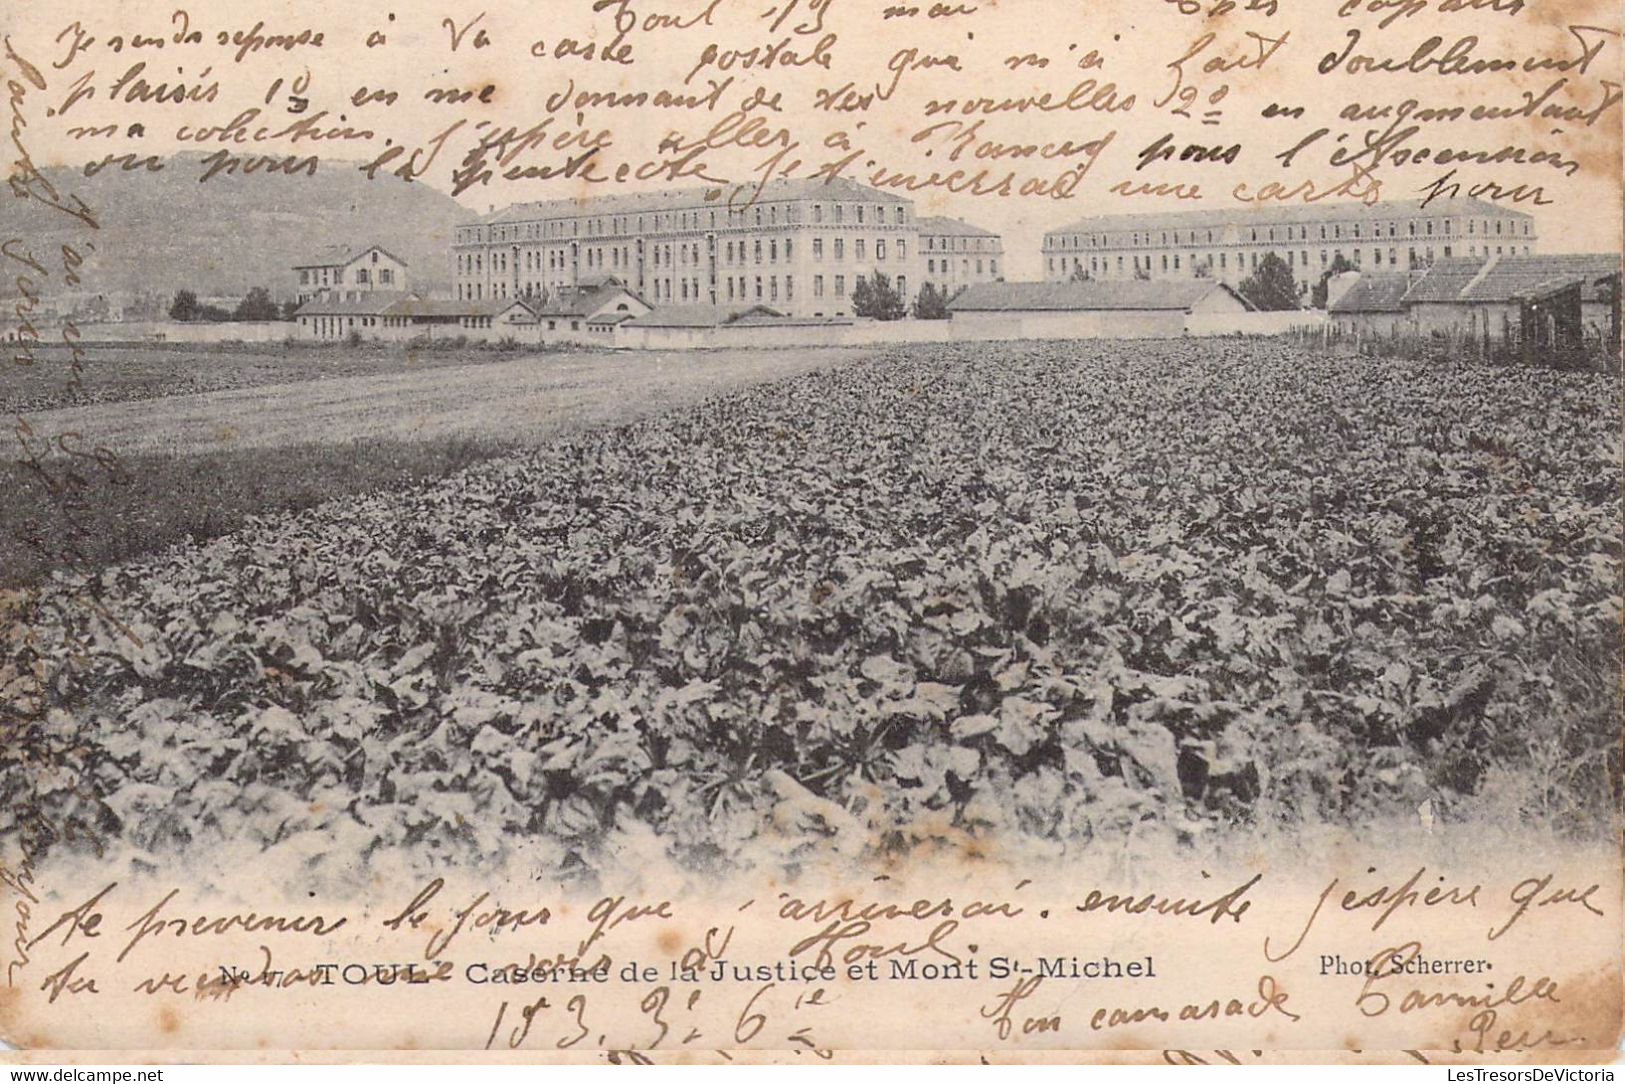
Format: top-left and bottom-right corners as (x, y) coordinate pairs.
(1069, 263), (1092, 283)
(911, 281), (950, 320)
(1238, 251), (1300, 311)
(851, 272), (905, 321)
(233, 286), (279, 322)
(281, 299), (301, 320)
(1311, 253), (1356, 309)
(168, 289), (198, 322)
(1193, 260), (1213, 280)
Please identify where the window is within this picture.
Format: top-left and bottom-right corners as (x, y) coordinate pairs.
(857, 206), (865, 224)
(356, 269), (371, 284)
(876, 239), (886, 261)
(814, 275), (825, 297)
(835, 275), (846, 296)
(855, 239), (865, 261)
(898, 240), (907, 260)
(814, 205), (823, 223)
(835, 238), (845, 261)
(786, 275), (793, 300)
(380, 270), (393, 285)
(813, 238), (823, 260)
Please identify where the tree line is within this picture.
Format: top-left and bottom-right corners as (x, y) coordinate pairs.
(169, 288), (301, 323)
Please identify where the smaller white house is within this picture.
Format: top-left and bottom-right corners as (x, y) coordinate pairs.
(294, 244), (410, 304)
(530, 277), (651, 344)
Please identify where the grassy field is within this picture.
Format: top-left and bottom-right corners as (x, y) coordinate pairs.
(3, 344), (867, 585)
(5, 339), (553, 414)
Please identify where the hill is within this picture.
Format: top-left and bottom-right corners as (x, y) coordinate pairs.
(7, 153), (475, 306)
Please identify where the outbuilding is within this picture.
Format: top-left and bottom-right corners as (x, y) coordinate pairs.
(946, 280), (1251, 339)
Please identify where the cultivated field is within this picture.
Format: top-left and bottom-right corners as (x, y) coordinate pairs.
(5, 339), (1619, 876)
(2, 345), (866, 584)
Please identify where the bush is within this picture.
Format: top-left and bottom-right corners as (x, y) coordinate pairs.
(911, 282), (950, 320)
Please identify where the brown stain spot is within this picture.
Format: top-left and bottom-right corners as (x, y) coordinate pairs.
(657, 927), (683, 955)
(157, 1005), (180, 1035)
(0, 982), (24, 1041)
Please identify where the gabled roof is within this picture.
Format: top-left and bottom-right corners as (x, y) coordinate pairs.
(1329, 273), (1416, 314)
(293, 291), (413, 317)
(1462, 254), (1621, 303)
(532, 282), (646, 318)
(1400, 258), (1489, 303)
(916, 215), (999, 238)
(1045, 197), (1532, 238)
(292, 243), (409, 270)
(624, 304), (786, 328)
(585, 311), (637, 327)
(1405, 253), (1622, 305)
(948, 280), (1250, 313)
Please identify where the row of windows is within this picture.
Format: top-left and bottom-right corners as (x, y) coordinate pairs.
(459, 202), (913, 245)
(1048, 217), (1533, 251)
(457, 235), (916, 278)
(1049, 242), (1535, 278)
(927, 257), (997, 277)
(923, 236), (998, 252)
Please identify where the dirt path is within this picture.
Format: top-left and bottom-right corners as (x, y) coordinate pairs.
(22, 346), (873, 456)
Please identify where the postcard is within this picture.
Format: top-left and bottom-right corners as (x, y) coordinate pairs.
(1, 0), (1621, 1063)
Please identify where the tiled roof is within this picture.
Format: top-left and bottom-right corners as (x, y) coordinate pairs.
(1461, 254), (1621, 303)
(1329, 273), (1416, 314)
(1400, 258), (1488, 303)
(480, 178), (908, 225)
(293, 291), (413, 317)
(916, 215), (998, 238)
(388, 298), (515, 318)
(294, 294), (529, 319)
(531, 282), (645, 318)
(624, 304), (785, 328)
(1405, 254), (1622, 305)
(948, 280), (1247, 313)
(1045, 197), (1531, 239)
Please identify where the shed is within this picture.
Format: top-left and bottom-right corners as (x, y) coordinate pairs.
(947, 280), (1251, 339)
(1328, 273), (1416, 338)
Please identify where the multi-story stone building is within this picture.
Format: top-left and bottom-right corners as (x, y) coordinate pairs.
(453, 179), (988, 319)
(1041, 198), (1536, 291)
(917, 216), (1004, 298)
